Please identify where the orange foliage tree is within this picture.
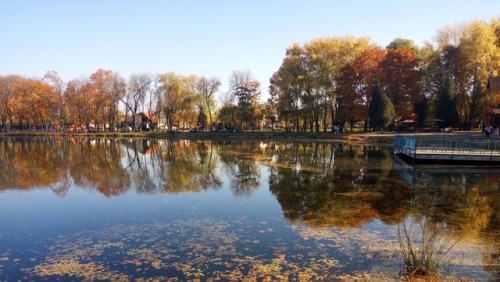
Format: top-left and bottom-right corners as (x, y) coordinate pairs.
(338, 47), (385, 130)
(379, 47), (421, 119)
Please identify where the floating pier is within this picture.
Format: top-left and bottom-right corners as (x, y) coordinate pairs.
(394, 134), (500, 164)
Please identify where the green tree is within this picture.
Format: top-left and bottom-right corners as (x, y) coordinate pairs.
(229, 70), (262, 131)
(369, 85), (395, 131)
(234, 80), (261, 131)
(435, 78), (459, 127)
(197, 106), (207, 131)
(413, 96), (429, 127)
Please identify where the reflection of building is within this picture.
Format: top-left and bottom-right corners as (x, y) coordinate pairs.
(123, 140), (161, 155)
(484, 77), (500, 127)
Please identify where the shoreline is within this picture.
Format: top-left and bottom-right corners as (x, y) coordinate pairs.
(0, 131), (483, 146)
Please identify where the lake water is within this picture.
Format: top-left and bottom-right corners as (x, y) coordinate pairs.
(0, 137), (498, 281)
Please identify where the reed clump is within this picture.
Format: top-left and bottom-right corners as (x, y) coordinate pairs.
(398, 219), (461, 281)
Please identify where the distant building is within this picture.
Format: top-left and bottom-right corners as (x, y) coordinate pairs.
(136, 112), (160, 131)
(488, 77), (500, 92)
(484, 77), (500, 127)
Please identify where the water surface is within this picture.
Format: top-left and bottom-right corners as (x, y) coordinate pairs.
(0, 137), (498, 281)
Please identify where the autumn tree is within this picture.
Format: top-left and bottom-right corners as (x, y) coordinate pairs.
(149, 74), (164, 126)
(160, 72), (197, 131)
(267, 72), (281, 130)
(272, 44), (307, 132)
(195, 76), (221, 131)
(380, 40), (421, 119)
(64, 78), (95, 129)
(304, 36), (375, 131)
(27, 78), (58, 129)
(230, 70), (262, 131)
(88, 69), (123, 130)
(43, 70), (66, 130)
(273, 36), (376, 132)
(338, 47), (385, 131)
(429, 18), (500, 129)
(0, 75), (22, 128)
(63, 79), (86, 128)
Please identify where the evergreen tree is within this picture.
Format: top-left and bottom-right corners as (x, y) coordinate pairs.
(468, 81), (486, 129)
(435, 78), (459, 127)
(368, 85), (395, 131)
(413, 95), (429, 127)
(197, 106), (207, 131)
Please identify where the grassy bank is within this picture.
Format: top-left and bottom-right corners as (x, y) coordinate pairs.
(0, 130), (396, 145)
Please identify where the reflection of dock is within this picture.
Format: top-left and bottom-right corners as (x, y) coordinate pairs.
(393, 155), (500, 188)
(394, 135), (500, 164)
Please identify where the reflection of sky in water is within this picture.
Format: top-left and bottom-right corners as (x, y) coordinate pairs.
(0, 139), (498, 280)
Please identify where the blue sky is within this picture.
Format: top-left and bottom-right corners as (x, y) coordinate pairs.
(1, 0), (499, 99)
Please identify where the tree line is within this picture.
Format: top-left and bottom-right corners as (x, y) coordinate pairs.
(270, 18), (500, 132)
(1, 17), (499, 132)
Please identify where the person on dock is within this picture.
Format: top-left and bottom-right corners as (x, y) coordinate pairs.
(485, 125), (492, 139)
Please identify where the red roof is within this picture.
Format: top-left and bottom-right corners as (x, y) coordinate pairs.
(139, 112), (160, 123)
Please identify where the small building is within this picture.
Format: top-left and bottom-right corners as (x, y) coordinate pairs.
(136, 112), (160, 131)
(484, 77), (500, 128)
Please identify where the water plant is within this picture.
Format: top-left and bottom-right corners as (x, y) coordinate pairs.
(398, 218), (461, 280)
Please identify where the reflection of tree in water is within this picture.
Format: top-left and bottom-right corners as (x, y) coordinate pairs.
(0, 137), (132, 197)
(269, 143), (412, 227)
(195, 141), (222, 191)
(0, 137), (72, 196)
(121, 139), (161, 194)
(68, 138), (131, 197)
(2, 137), (499, 264)
(410, 171), (495, 233)
(482, 196), (500, 278)
(215, 141), (261, 197)
(1, 138), (224, 196)
(151, 140), (221, 193)
(407, 170), (500, 276)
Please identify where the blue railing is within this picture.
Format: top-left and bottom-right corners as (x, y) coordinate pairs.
(394, 135), (417, 158)
(395, 134), (500, 157)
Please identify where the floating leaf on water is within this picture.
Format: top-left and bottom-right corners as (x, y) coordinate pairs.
(151, 260), (162, 269)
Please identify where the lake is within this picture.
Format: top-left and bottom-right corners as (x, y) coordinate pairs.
(0, 137), (498, 281)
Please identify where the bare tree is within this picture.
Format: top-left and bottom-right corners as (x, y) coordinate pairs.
(229, 70), (253, 92)
(122, 73), (152, 131)
(43, 70), (66, 131)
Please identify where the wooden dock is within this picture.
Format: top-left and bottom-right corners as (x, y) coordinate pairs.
(394, 134), (500, 164)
